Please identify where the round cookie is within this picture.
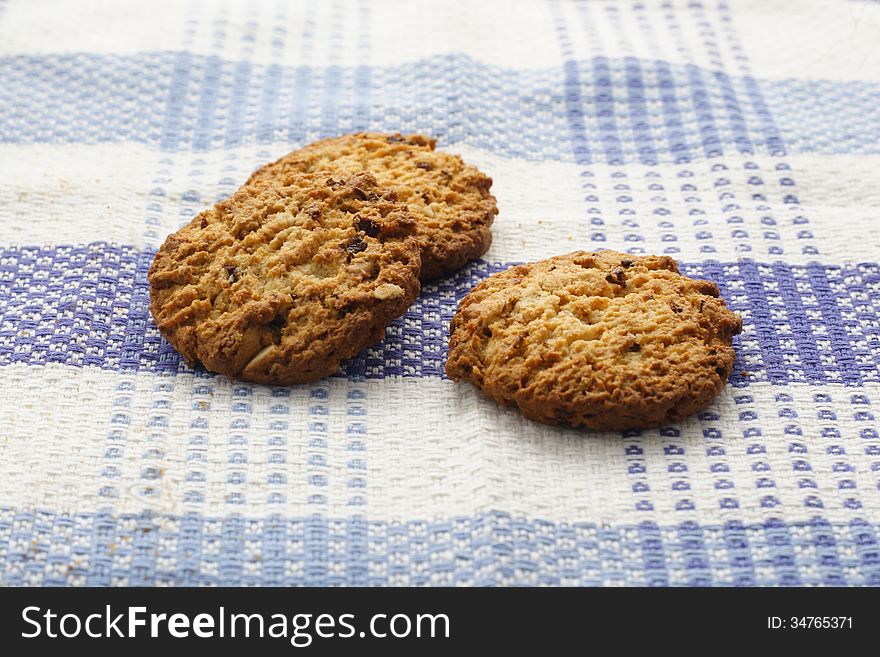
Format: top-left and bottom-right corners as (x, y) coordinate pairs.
(149, 171), (422, 385)
(445, 250), (742, 430)
(248, 132), (498, 280)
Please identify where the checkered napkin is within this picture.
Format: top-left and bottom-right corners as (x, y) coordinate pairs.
(1, 0), (879, 586)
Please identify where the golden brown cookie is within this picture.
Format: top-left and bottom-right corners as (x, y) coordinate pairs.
(445, 250), (742, 430)
(248, 132), (498, 280)
(149, 171), (421, 384)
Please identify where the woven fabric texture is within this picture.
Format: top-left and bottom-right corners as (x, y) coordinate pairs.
(1, 0), (880, 586)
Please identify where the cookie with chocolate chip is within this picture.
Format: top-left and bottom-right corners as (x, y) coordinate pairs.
(149, 171), (421, 384)
(445, 250), (742, 430)
(248, 132), (498, 280)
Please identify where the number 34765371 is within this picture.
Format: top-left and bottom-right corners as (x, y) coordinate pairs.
(767, 617), (852, 629)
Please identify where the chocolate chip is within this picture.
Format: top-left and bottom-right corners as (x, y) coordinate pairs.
(620, 258), (633, 268)
(629, 343), (641, 352)
(224, 265), (240, 283)
(357, 217), (381, 237)
(352, 187), (368, 201)
(415, 161), (432, 170)
(670, 301), (682, 313)
(346, 236), (367, 257)
(387, 135), (405, 143)
(715, 367), (727, 378)
(605, 267), (626, 286)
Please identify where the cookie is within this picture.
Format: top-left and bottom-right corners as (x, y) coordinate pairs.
(445, 250), (742, 430)
(149, 171), (422, 385)
(248, 132), (498, 280)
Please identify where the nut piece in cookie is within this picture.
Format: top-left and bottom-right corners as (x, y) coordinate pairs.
(148, 171), (422, 385)
(445, 250), (742, 430)
(248, 132), (499, 280)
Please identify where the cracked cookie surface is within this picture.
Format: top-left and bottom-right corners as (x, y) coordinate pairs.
(149, 171), (421, 384)
(445, 250), (742, 430)
(248, 132), (498, 280)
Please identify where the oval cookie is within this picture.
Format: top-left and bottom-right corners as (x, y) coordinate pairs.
(149, 171), (421, 384)
(445, 250), (742, 430)
(248, 132), (498, 280)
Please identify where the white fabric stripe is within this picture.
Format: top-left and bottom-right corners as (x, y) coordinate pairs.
(2, 142), (878, 264)
(3, 1), (876, 81)
(2, 362), (878, 526)
(0, 0), (564, 69)
(0, 143), (155, 248)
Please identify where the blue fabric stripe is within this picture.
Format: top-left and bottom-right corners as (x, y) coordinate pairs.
(1, 508), (878, 586)
(593, 57), (626, 165)
(656, 60), (691, 163)
(638, 522), (669, 586)
(723, 520), (757, 586)
(3, 51), (876, 159)
(624, 58), (660, 165)
(764, 79), (880, 156)
(713, 69), (756, 156)
(549, 0), (593, 165)
(159, 52), (194, 151)
(676, 521), (712, 586)
(732, 259), (790, 381)
(1, 242), (879, 384)
(5, 51), (871, 160)
(804, 263), (863, 386)
(685, 63), (725, 160)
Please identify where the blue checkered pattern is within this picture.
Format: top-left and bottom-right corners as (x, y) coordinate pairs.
(1, 0), (879, 586)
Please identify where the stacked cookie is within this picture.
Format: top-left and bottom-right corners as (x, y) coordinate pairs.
(148, 133), (498, 385)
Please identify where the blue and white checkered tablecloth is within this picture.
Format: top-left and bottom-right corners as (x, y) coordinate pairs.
(1, 0), (879, 586)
